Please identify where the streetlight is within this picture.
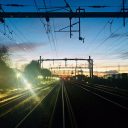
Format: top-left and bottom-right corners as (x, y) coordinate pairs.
(16, 72), (21, 90)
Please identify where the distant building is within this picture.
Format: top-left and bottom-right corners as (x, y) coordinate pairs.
(103, 73), (128, 80)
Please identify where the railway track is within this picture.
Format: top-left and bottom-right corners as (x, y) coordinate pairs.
(10, 81), (77, 128)
(49, 80), (77, 128)
(88, 83), (128, 97)
(0, 80), (128, 128)
(0, 84), (56, 128)
(65, 80), (128, 128)
(72, 81), (128, 110)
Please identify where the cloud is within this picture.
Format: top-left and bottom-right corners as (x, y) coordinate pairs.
(120, 52), (128, 59)
(14, 58), (30, 62)
(110, 33), (128, 38)
(105, 70), (118, 74)
(1, 42), (47, 52)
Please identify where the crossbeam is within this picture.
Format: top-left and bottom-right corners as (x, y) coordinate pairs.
(1, 12), (128, 18)
(50, 67), (88, 69)
(41, 58), (90, 61)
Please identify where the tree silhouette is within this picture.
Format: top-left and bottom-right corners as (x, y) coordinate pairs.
(24, 60), (41, 85)
(41, 68), (51, 78)
(0, 45), (16, 89)
(0, 45), (9, 62)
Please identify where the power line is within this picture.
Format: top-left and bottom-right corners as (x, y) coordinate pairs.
(0, 5), (42, 61)
(33, 0), (58, 58)
(42, 0), (58, 57)
(87, 20), (110, 53)
(90, 20), (128, 54)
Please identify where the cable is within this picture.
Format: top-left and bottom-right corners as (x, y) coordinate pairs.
(52, 19), (58, 57)
(42, 0), (58, 57)
(0, 28), (14, 41)
(87, 20), (110, 53)
(90, 20), (128, 55)
(33, 0), (53, 51)
(103, 33), (128, 55)
(0, 5), (41, 62)
(42, 0), (47, 10)
(7, 20), (30, 42)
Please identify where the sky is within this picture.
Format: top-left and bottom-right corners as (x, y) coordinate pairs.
(0, 0), (128, 73)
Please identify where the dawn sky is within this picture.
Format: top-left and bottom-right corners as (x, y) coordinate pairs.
(0, 0), (128, 72)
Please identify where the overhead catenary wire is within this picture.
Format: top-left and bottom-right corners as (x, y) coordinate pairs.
(0, 5), (15, 42)
(42, 0), (58, 57)
(0, 6), (32, 53)
(1, 1), (128, 65)
(52, 19), (58, 57)
(87, 19), (110, 53)
(33, 0), (54, 53)
(7, 20), (30, 43)
(96, 27), (128, 58)
(0, 28), (15, 41)
(89, 20), (128, 55)
(1, 3), (128, 8)
(103, 33), (128, 55)
(0, 22), (16, 42)
(0, 5), (43, 64)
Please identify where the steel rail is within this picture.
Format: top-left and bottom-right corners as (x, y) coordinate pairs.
(63, 83), (78, 128)
(87, 84), (128, 97)
(14, 85), (55, 128)
(83, 84), (128, 100)
(73, 83), (128, 110)
(0, 88), (44, 118)
(48, 85), (61, 128)
(61, 81), (65, 128)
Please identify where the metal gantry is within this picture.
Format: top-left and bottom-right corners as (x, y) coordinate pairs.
(38, 56), (93, 78)
(1, 12), (128, 18)
(0, 0), (128, 41)
(1, 9), (128, 41)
